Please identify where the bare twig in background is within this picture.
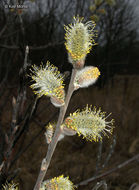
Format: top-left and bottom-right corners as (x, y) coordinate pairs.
(0, 49), (13, 99)
(102, 135), (116, 169)
(129, 183), (139, 190)
(92, 180), (107, 190)
(96, 140), (103, 175)
(0, 41), (64, 50)
(10, 111), (58, 169)
(0, 127), (5, 163)
(0, 24), (7, 38)
(95, 136), (116, 176)
(11, 46), (29, 130)
(76, 153), (139, 187)
(0, 44), (19, 50)
(0, 46), (29, 187)
(0, 162), (4, 173)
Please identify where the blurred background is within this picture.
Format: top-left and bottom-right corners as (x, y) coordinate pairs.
(0, 0), (139, 189)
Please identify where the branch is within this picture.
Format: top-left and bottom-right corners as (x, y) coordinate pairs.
(102, 135), (116, 169)
(0, 44), (19, 50)
(76, 154), (139, 187)
(33, 68), (77, 190)
(1, 46), (29, 177)
(0, 24), (7, 38)
(10, 111), (58, 169)
(0, 41), (64, 50)
(95, 140), (103, 175)
(92, 180), (107, 190)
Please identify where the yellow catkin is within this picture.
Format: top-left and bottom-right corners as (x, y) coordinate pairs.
(40, 175), (75, 190)
(64, 16), (97, 63)
(30, 61), (65, 107)
(2, 182), (19, 190)
(74, 66), (100, 89)
(64, 105), (114, 142)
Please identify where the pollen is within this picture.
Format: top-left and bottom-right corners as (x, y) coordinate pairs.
(30, 61), (65, 107)
(64, 105), (114, 142)
(40, 175), (75, 190)
(74, 66), (100, 89)
(2, 182), (19, 190)
(64, 16), (97, 63)
(91, 67), (100, 78)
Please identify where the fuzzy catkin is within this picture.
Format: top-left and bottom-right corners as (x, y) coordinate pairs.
(74, 66), (100, 89)
(2, 182), (19, 190)
(64, 16), (96, 64)
(40, 175), (75, 190)
(30, 61), (65, 107)
(64, 105), (114, 142)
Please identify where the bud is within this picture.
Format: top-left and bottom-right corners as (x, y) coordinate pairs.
(40, 175), (75, 190)
(61, 124), (77, 136)
(45, 123), (54, 144)
(74, 66), (100, 89)
(45, 123), (65, 143)
(63, 105), (114, 142)
(50, 88), (65, 107)
(30, 61), (65, 107)
(64, 16), (96, 68)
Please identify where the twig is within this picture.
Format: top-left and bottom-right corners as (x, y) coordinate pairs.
(76, 153), (139, 187)
(1, 46), (29, 177)
(129, 183), (139, 190)
(33, 68), (77, 190)
(92, 180), (107, 190)
(96, 136), (116, 176)
(0, 44), (19, 49)
(96, 140), (103, 174)
(11, 46), (29, 130)
(0, 50), (13, 98)
(0, 41), (64, 50)
(102, 135), (116, 169)
(10, 111), (58, 168)
(0, 162), (4, 173)
(12, 97), (38, 151)
(0, 127), (5, 164)
(0, 24), (7, 38)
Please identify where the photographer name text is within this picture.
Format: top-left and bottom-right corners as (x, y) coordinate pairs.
(5, 4), (28, 9)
